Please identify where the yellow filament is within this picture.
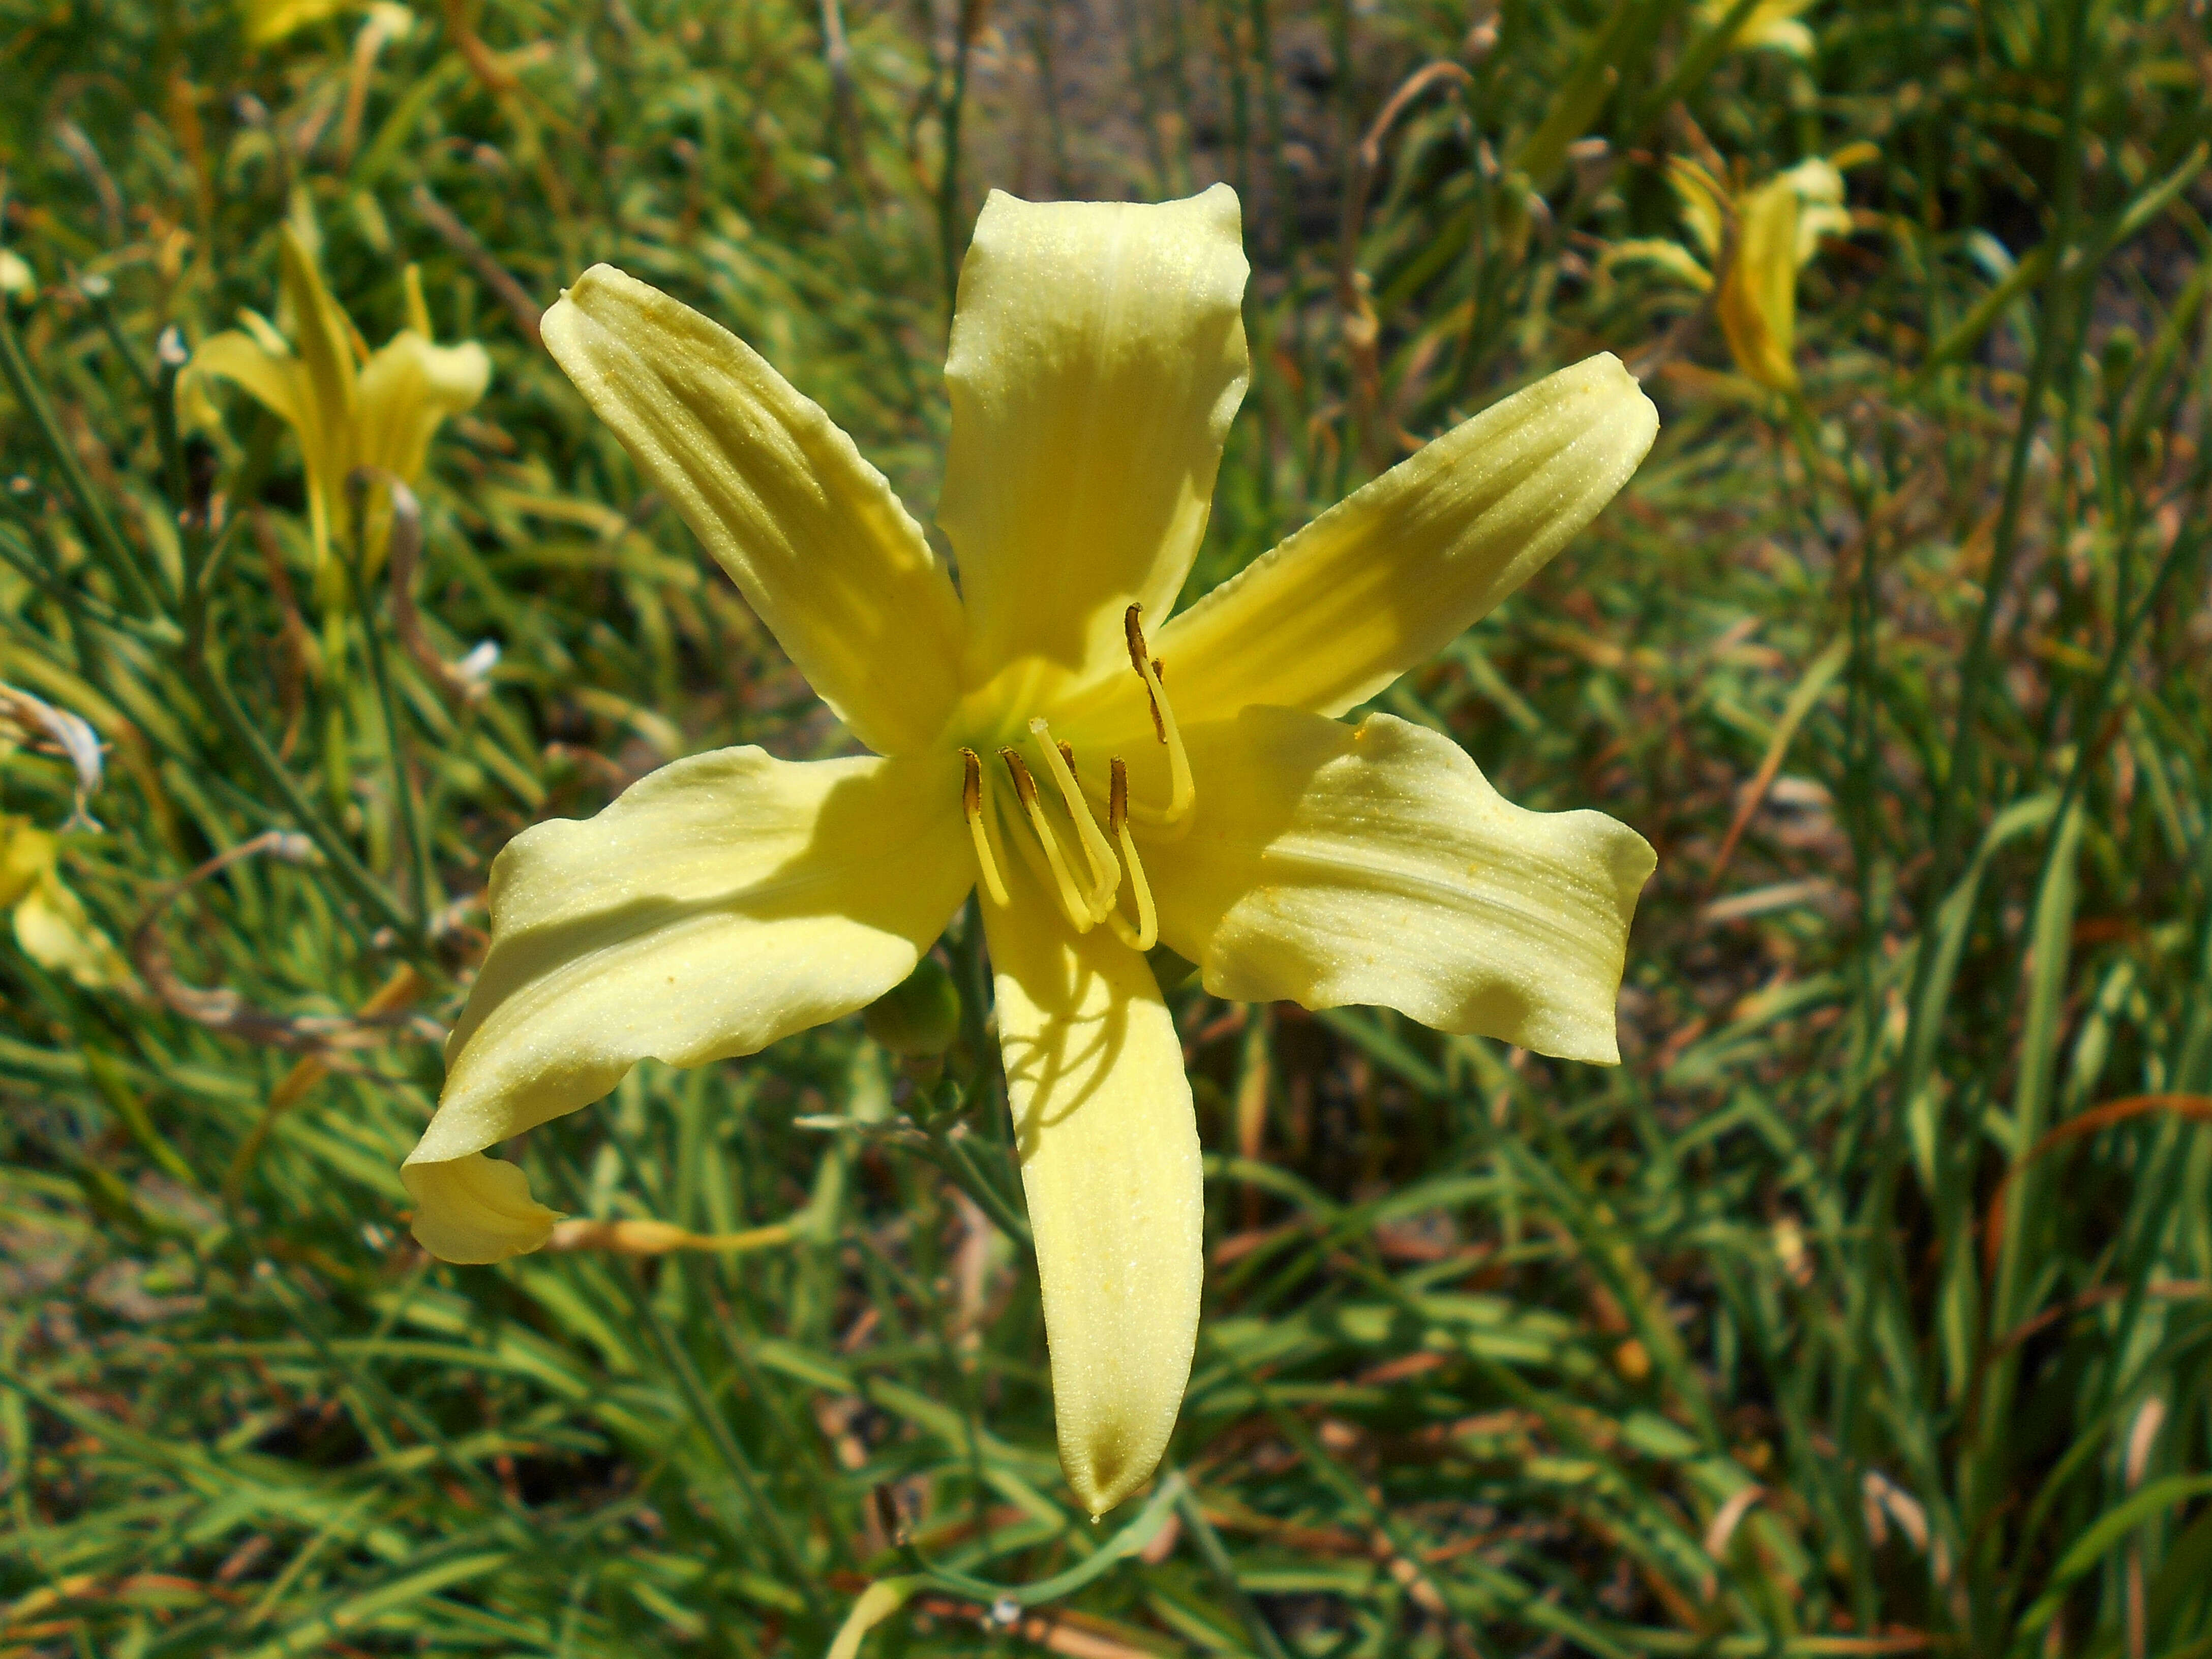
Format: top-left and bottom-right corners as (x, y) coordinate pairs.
(1104, 758), (1158, 951)
(1001, 750), (1094, 933)
(1028, 717), (1119, 917)
(960, 748), (1010, 908)
(1123, 604), (1194, 828)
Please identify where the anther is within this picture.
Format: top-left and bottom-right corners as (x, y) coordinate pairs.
(1002, 749), (1094, 932)
(1029, 717), (1119, 917)
(1105, 757), (1158, 951)
(1125, 606), (1166, 743)
(1120, 604), (1195, 829)
(959, 748), (1009, 908)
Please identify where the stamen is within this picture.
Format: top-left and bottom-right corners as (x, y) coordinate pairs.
(1002, 749), (1094, 932)
(1028, 716), (1119, 917)
(1126, 606), (1166, 743)
(1104, 758), (1158, 951)
(1122, 604), (1195, 827)
(960, 748), (1010, 908)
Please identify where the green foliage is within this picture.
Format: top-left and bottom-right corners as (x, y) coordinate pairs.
(2, 0), (2209, 1654)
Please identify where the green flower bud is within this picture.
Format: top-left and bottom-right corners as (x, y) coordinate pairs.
(863, 956), (961, 1058)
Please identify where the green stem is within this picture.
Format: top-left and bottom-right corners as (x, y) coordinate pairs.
(181, 540), (420, 949)
(924, 1100), (1032, 1250)
(341, 497), (436, 930)
(0, 300), (169, 617)
(899, 1470), (1184, 1605)
(1169, 1473), (1291, 1659)
(934, 6), (976, 323)
(607, 1241), (827, 1621)
(1912, 0), (2095, 924)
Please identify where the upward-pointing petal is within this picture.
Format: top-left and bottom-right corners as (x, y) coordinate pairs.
(543, 267), (967, 757)
(276, 228), (361, 486)
(942, 186), (1249, 704)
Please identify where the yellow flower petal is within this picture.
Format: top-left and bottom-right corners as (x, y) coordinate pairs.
(357, 330), (491, 484)
(1781, 159), (1851, 265)
(0, 820), (127, 990)
(1704, 0), (1819, 58)
(1745, 16), (1816, 55)
(0, 816), (50, 908)
(242, 0), (346, 44)
(984, 856), (1201, 1515)
(181, 329), (311, 433)
(542, 266), (966, 757)
(1603, 238), (1715, 293)
(402, 1152), (559, 1264)
(1718, 178), (1801, 392)
(1148, 709), (1654, 1064)
(276, 227), (362, 533)
(1668, 161), (1728, 264)
(14, 871), (130, 990)
(942, 186), (1249, 707)
(405, 746), (973, 1261)
(1142, 356), (1656, 730)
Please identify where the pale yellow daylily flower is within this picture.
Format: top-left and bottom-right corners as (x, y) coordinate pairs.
(181, 227), (489, 582)
(1608, 149), (1865, 393)
(402, 185), (1659, 1514)
(1698, 0), (1818, 57)
(0, 817), (130, 990)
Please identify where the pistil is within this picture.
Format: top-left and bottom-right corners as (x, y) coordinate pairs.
(1028, 716), (1120, 918)
(1002, 749), (1096, 932)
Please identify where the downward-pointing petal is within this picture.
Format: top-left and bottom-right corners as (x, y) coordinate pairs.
(404, 747), (973, 1261)
(983, 858), (1202, 1514)
(403, 1153), (559, 1265)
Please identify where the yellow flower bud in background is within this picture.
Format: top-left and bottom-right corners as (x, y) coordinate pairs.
(1605, 146), (1873, 395)
(1717, 172), (1804, 392)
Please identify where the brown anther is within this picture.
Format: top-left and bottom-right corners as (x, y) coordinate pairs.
(1123, 602), (1148, 665)
(1109, 757), (1129, 835)
(999, 748), (1039, 806)
(1125, 604), (1166, 743)
(960, 748), (982, 817)
(1057, 739), (1075, 776)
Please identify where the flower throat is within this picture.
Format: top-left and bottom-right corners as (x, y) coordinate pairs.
(959, 605), (1192, 946)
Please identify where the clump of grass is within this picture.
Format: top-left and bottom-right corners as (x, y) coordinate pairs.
(2, 0), (2208, 1655)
